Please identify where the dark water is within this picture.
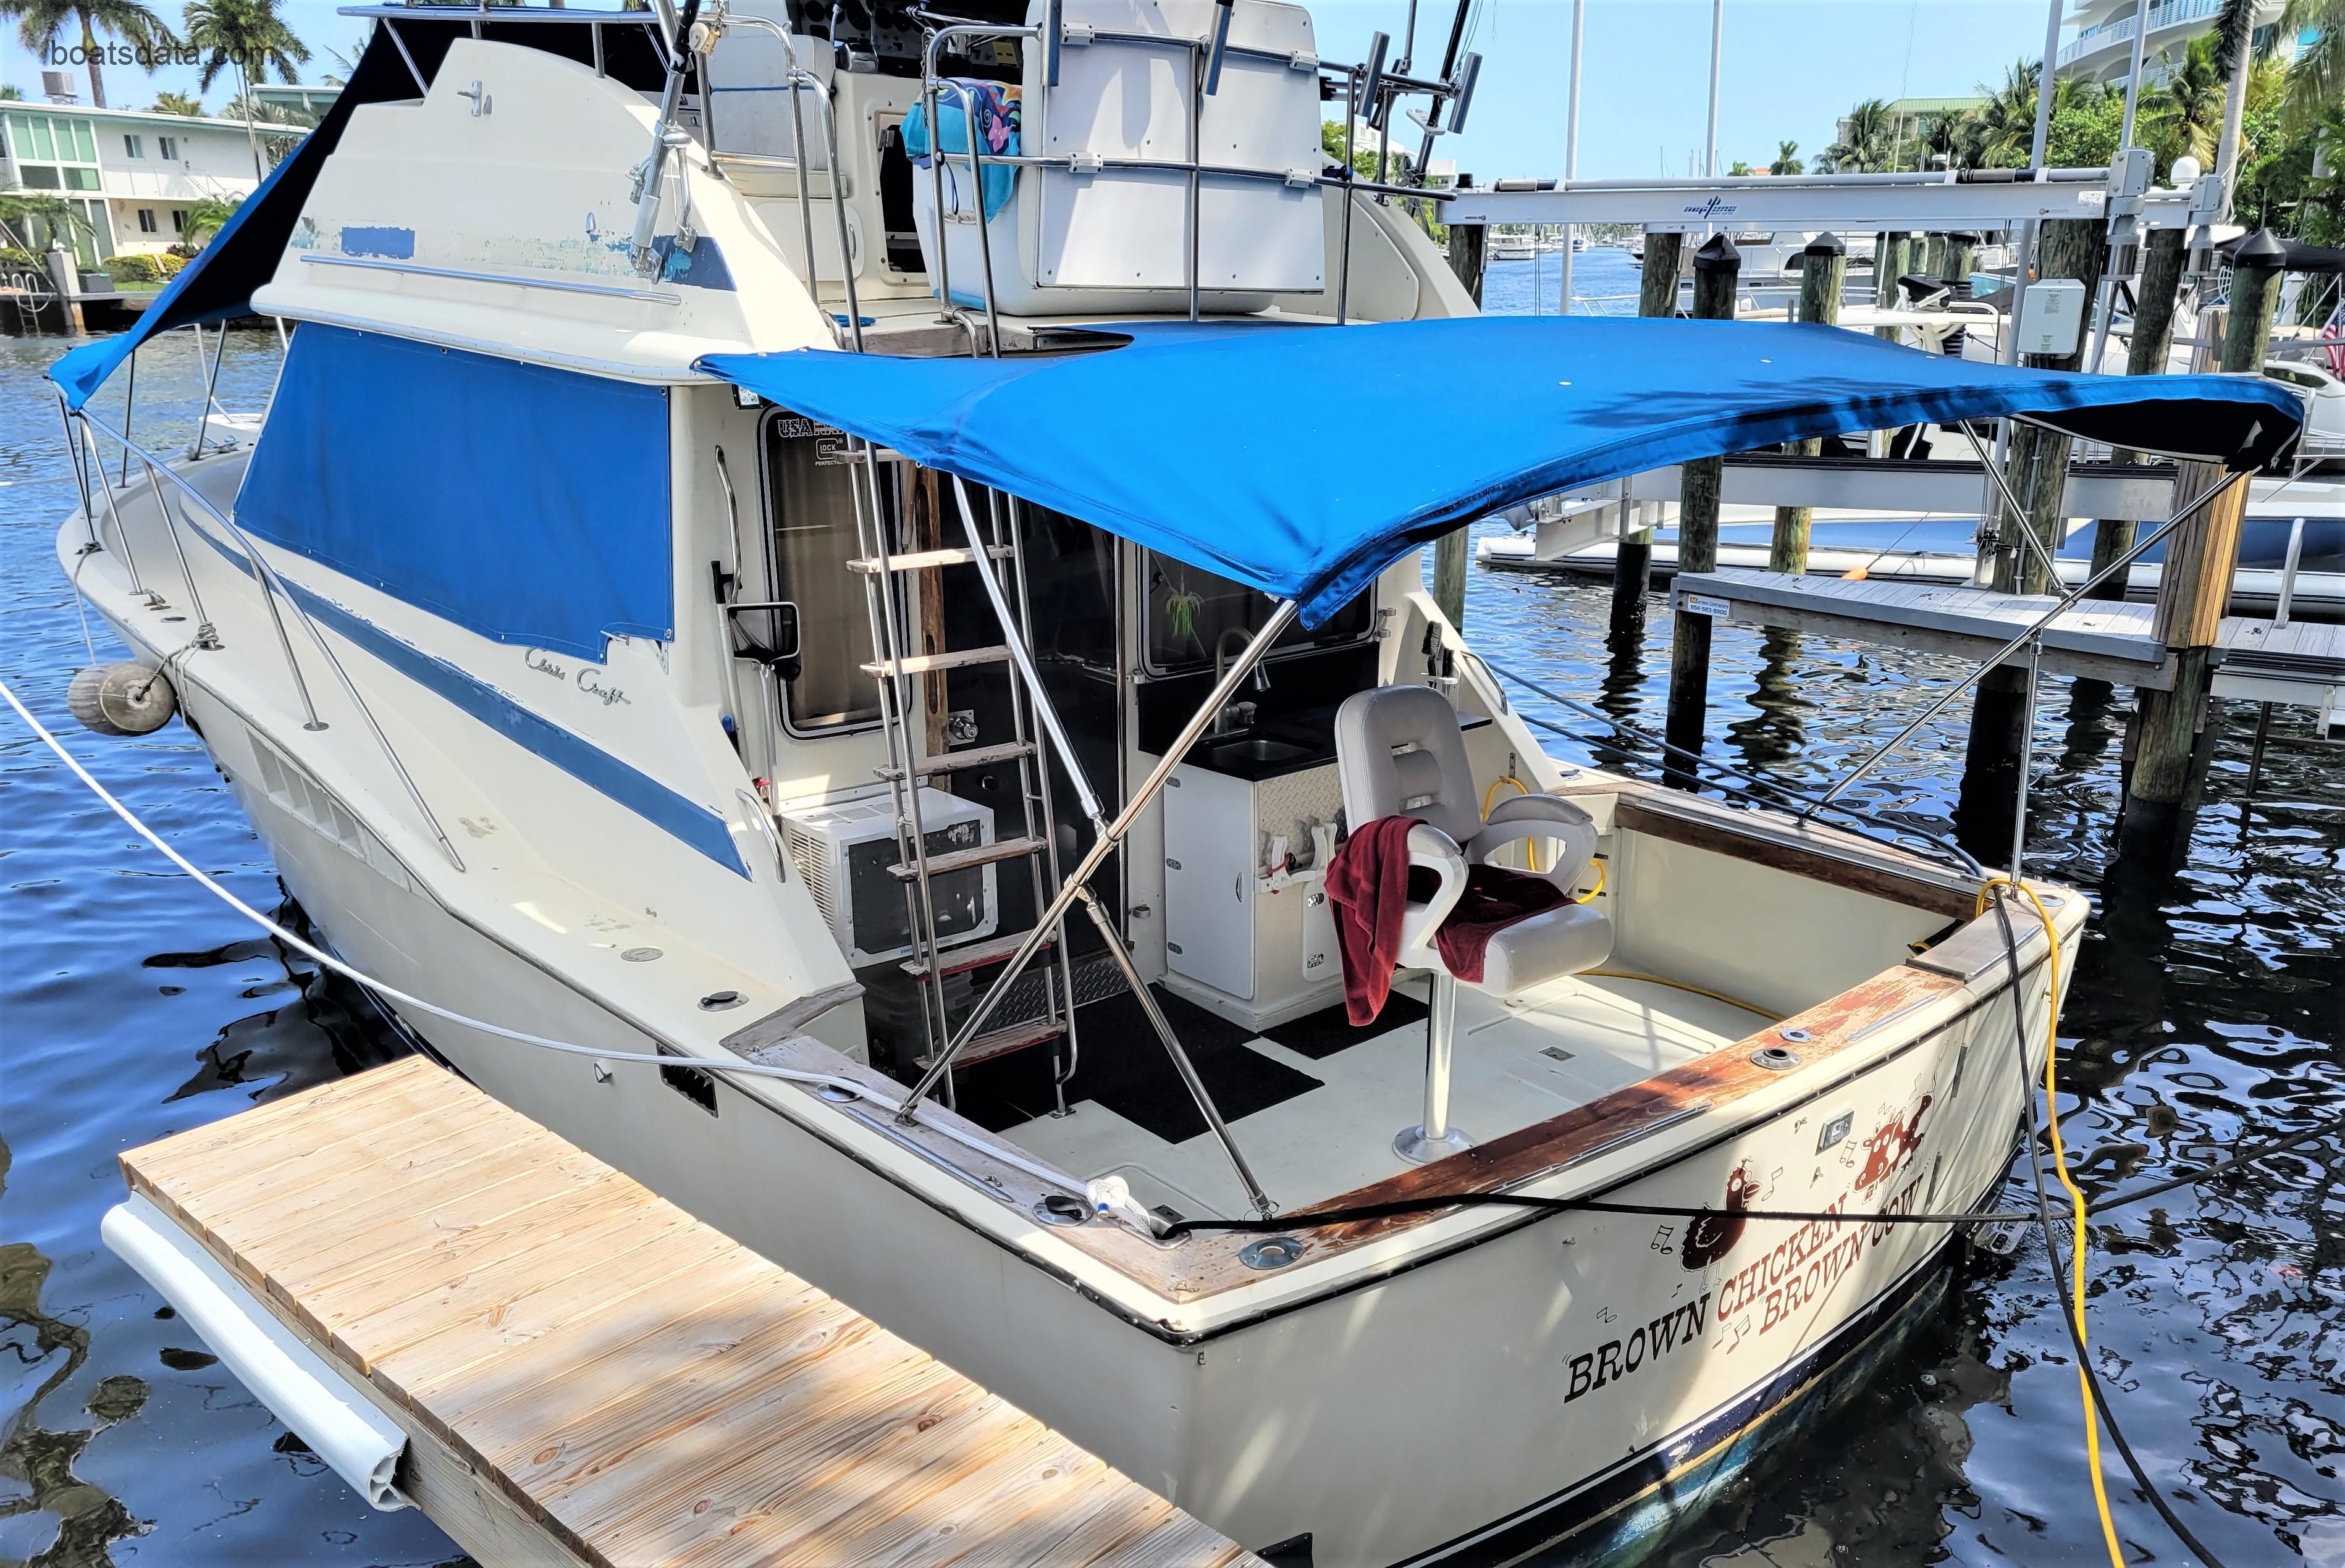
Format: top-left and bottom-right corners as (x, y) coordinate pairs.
(2, 326), (2341, 1567)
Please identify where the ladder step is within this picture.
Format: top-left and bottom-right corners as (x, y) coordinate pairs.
(890, 836), (1045, 879)
(848, 545), (1012, 574)
(916, 1019), (1066, 1071)
(901, 927), (1058, 980)
(876, 741), (1036, 782)
(861, 646), (1013, 677)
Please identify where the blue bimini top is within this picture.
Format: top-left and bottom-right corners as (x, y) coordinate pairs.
(700, 317), (2299, 627)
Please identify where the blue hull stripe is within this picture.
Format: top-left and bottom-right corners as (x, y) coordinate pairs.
(188, 520), (750, 878)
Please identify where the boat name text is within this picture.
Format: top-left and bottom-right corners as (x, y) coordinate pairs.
(1565, 1293), (1711, 1403)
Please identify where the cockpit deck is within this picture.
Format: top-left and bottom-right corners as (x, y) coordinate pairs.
(976, 970), (1769, 1218)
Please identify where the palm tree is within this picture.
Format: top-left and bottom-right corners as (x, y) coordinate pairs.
(1, 0), (177, 108)
(1965, 61), (2042, 167)
(178, 191), (238, 249)
(2279, 0), (2343, 133)
(1769, 140), (1803, 176)
(1, 184), (96, 254)
(1822, 99), (1895, 172)
(222, 91), (308, 160)
(183, 0), (308, 179)
(2142, 35), (2230, 169)
(148, 88), (199, 112)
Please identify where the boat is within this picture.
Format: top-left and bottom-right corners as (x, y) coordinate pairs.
(44, 3), (2303, 1563)
(1489, 233), (1539, 262)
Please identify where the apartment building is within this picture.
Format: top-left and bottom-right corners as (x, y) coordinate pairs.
(2058, 0), (2302, 87)
(2, 94), (335, 266)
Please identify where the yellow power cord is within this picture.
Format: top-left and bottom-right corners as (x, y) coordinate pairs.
(1481, 776), (1542, 871)
(1581, 966), (1783, 1022)
(1978, 876), (2121, 1568)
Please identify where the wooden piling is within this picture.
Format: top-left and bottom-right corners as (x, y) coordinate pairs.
(1770, 235), (1846, 574)
(1943, 233), (1977, 285)
(1874, 232), (1910, 341)
(1610, 230), (1686, 635)
(1662, 235), (1741, 778)
(1993, 217), (2107, 596)
(1446, 217), (1488, 309)
(2118, 228), (2284, 862)
(2086, 230), (2191, 603)
(1433, 217), (1488, 629)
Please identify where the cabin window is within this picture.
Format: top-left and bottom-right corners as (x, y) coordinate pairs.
(762, 409), (882, 734)
(1141, 551), (1373, 676)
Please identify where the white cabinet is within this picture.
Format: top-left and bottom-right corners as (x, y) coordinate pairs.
(1161, 758), (1345, 1030)
(1161, 765), (1257, 1000)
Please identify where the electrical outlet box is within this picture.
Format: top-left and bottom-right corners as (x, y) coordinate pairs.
(2016, 278), (2087, 357)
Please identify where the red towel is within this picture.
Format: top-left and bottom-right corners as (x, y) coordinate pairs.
(1326, 816), (1573, 1022)
(1324, 815), (1418, 1025)
(1433, 865), (1569, 984)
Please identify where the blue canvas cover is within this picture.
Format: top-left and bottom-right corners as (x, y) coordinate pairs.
(700, 316), (2303, 625)
(237, 325), (673, 661)
(46, 15), (670, 410)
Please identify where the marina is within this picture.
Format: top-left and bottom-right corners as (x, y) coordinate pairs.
(1, 0), (2343, 1564)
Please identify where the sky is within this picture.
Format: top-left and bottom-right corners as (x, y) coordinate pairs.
(1, 0), (2075, 180)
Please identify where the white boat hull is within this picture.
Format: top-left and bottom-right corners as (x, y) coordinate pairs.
(115, 613), (2060, 1567)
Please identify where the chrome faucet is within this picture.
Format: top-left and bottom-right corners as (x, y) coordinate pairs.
(1213, 626), (1270, 737)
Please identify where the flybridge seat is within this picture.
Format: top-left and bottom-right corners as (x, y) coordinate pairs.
(909, 0), (1326, 316)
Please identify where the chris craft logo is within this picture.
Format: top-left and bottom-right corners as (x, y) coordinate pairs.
(1682, 196), (1737, 220)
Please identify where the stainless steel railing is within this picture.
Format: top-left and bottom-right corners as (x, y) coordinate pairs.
(71, 396), (467, 874)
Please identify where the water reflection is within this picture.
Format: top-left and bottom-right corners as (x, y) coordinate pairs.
(1723, 629), (1809, 777)
(1459, 520), (2344, 1565)
(0, 1136), (148, 1567)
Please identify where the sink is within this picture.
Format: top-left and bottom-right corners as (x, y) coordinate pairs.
(1203, 736), (1320, 768)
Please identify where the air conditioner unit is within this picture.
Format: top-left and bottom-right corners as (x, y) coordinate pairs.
(779, 787), (999, 966)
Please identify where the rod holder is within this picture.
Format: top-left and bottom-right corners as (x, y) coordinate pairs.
(1448, 51), (1481, 133)
(1360, 30), (1389, 131)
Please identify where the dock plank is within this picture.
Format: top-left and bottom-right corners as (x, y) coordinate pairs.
(117, 1057), (1261, 1568)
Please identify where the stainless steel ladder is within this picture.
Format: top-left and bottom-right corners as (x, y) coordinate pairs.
(849, 458), (1083, 1113)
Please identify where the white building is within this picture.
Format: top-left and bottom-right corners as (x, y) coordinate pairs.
(2, 98), (330, 267)
(2057, 0), (2296, 88)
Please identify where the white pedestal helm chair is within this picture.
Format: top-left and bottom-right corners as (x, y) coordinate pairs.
(1334, 685), (1615, 1164)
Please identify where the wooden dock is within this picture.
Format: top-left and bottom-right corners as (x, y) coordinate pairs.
(1674, 568), (2345, 725)
(117, 1055), (1265, 1568)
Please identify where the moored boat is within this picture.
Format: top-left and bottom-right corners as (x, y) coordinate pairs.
(45, 3), (2303, 1562)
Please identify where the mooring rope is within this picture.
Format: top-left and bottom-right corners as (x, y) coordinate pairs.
(0, 673), (1092, 1199)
